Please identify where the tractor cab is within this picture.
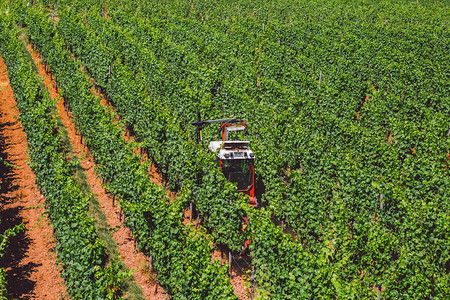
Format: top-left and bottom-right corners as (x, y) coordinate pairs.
(192, 114), (257, 206)
(209, 141), (256, 205)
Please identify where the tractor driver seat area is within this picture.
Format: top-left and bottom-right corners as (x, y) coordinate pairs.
(222, 159), (253, 191)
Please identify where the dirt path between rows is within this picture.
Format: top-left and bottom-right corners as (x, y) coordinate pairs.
(26, 44), (166, 300)
(0, 56), (67, 299)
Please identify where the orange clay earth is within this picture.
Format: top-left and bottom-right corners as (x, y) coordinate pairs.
(0, 55), (67, 299)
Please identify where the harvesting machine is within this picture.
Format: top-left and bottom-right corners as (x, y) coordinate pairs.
(192, 112), (257, 206)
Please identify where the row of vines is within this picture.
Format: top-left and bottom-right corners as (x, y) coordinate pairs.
(10, 4), (238, 299)
(4, 0), (450, 298)
(0, 131), (22, 299)
(0, 12), (125, 299)
(0, 222), (24, 299)
(49, 7), (327, 298)
(56, 0), (450, 298)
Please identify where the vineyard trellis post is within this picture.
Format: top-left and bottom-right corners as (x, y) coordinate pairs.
(154, 277), (159, 295)
(149, 255), (153, 272)
(250, 265), (255, 298)
(379, 194), (384, 210)
(228, 251), (232, 276)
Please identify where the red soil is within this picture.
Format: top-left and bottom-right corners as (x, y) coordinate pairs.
(0, 56), (67, 299)
(26, 44), (166, 299)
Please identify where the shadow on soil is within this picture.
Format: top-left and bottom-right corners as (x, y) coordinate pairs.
(0, 114), (36, 299)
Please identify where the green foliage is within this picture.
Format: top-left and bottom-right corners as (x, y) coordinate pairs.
(0, 14), (124, 299)
(0, 223), (25, 300)
(19, 5), (236, 299)
(57, 9), (248, 251)
(0, 224), (25, 261)
(11, 0), (450, 298)
(0, 157), (15, 169)
(0, 269), (5, 300)
(95, 259), (131, 300)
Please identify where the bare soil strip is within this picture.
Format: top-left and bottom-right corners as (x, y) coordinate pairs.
(0, 56), (67, 299)
(25, 43), (166, 300)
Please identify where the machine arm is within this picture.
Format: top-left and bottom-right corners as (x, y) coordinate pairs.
(192, 111), (244, 142)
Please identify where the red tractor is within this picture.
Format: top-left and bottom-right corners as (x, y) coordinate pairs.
(192, 113), (257, 206)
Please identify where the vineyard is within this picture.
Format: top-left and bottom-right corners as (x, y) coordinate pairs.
(0, 0), (449, 299)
